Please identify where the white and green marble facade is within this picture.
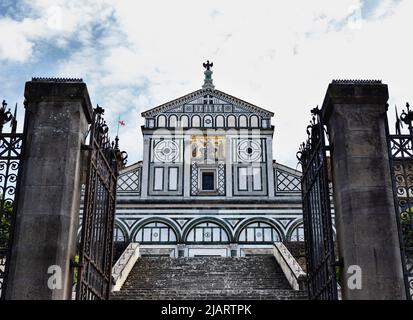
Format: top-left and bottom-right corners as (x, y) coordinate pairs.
(114, 73), (305, 257)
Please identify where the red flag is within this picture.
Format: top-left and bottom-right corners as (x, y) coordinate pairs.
(119, 120), (126, 126)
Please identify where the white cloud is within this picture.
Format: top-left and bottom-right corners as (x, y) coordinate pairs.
(367, 0), (401, 19)
(0, 0), (115, 61)
(1, 0), (411, 167)
(0, 18), (33, 62)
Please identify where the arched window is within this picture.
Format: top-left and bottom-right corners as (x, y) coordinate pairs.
(203, 115), (213, 127)
(290, 224), (305, 241)
(158, 115), (166, 127)
(239, 115), (248, 127)
(134, 222), (177, 243)
(227, 115), (236, 127)
(169, 115), (177, 127)
(180, 115), (189, 128)
(186, 222), (229, 243)
(216, 115), (224, 127)
(250, 115), (259, 127)
(238, 222), (281, 243)
(114, 225), (127, 242)
(192, 115), (201, 127)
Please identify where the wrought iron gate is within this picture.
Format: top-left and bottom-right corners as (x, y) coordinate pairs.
(297, 107), (338, 300)
(0, 100), (25, 300)
(388, 103), (413, 300)
(75, 106), (127, 300)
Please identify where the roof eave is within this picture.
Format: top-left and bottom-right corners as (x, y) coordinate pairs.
(141, 88), (274, 118)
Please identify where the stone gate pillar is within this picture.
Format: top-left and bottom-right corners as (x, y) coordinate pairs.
(5, 78), (93, 300)
(321, 80), (406, 299)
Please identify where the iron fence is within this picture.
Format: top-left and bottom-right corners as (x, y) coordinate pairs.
(388, 103), (413, 300)
(0, 100), (25, 300)
(75, 106), (127, 300)
(297, 107), (338, 300)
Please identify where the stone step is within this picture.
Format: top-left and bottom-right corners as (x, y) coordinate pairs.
(112, 256), (307, 300)
(112, 289), (307, 300)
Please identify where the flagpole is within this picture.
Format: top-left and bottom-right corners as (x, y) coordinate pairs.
(117, 115), (120, 137)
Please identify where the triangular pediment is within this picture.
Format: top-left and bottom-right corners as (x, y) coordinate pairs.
(141, 88), (274, 118)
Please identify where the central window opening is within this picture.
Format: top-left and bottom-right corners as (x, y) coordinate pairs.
(202, 171), (215, 191)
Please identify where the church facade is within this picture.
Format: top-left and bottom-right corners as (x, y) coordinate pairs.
(114, 63), (304, 257)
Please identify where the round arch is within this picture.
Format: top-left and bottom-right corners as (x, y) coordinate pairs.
(239, 114), (248, 127)
(203, 115), (213, 127)
(215, 115), (225, 127)
(114, 220), (130, 242)
(76, 219), (130, 242)
(77, 226), (82, 242)
(130, 217), (181, 243)
(157, 115), (167, 127)
(180, 115), (189, 128)
(191, 115), (201, 127)
(168, 114), (178, 127)
(286, 219), (305, 242)
(181, 217), (234, 243)
(249, 115), (260, 127)
(226, 114), (237, 127)
(234, 217), (284, 243)
(332, 226), (337, 241)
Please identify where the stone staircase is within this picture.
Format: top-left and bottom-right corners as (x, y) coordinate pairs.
(111, 255), (307, 300)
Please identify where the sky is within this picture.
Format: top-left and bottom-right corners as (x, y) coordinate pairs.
(0, 0), (411, 168)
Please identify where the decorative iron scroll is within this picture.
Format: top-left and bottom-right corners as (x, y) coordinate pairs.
(0, 100), (25, 300)
(388, 103), (413, 300)
(297, 107), (338, 300)
(76, 105), (127, 300)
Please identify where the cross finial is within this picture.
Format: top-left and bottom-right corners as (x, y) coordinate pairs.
(202, 60), (215, 89)
(203, 60), (213, 71)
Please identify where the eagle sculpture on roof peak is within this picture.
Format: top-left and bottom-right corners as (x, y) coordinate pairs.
(203, 60), (213, 70)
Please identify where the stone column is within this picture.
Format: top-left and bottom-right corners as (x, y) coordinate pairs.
(266, 135), (275, 197)
(183, 134), (191, 198)
(230, 243), (238, 257)
(140, 135), (151, 198)
(321, 80), (406, 300)
(225, 133), (233, 198)
(177, 244), (186, 258)
(5, 78), (93, 300)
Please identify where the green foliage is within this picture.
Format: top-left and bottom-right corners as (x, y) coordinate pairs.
(336, 265), (342, 286)
(72, 254), (80, 287)
(400, 211), (413, 248)
(0, 200), (13, 250)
